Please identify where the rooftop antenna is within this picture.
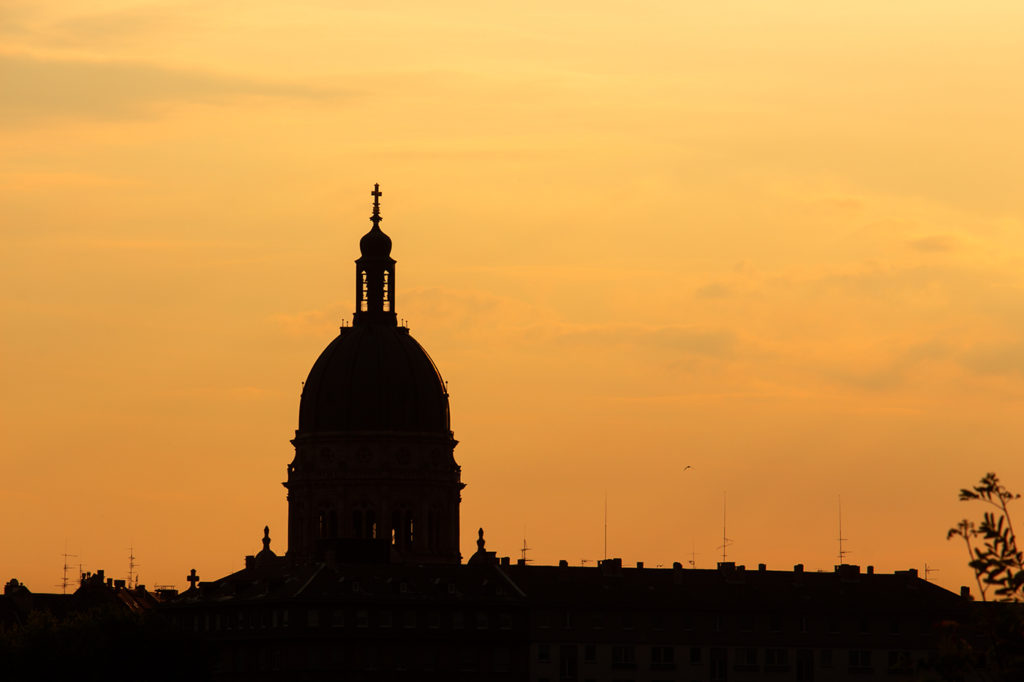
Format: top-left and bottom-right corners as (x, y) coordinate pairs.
(603, 490), (608, 561)
(924, 563), (939, 582)
(689, 540), (697, 569)
(837, 495), (849, 564)
(128, 545), (138, 588)
(59, 543), (77, 595)
(520, 537), (531, 563)
(717, 492), (732, 563)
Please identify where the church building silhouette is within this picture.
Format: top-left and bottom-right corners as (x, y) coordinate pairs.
(164, 186), (971, 681)
(287, 183), (462, 566)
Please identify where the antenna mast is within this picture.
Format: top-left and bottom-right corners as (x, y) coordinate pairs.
(837, 496), (849, 564)
(60, 544), (77, 595)
(603, 491), (608, 561)
(718, 492), (733, 562)
(128, 545), (138, 588)
(520, 537), (531, 563)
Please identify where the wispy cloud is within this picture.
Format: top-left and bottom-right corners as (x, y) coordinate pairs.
(47, 5), (202, 46)
(694, 281), (735, 299)
(0, 53), (353, 125)
(907, 234), (957, 253)
(552, 323), (738, 359)
(961, 341), (1024, 378)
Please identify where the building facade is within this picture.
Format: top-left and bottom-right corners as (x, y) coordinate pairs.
(163, 186), (979, 681)
(285, 184), (462, 565)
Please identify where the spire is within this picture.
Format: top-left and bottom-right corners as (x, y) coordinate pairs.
(370, 183), (382, 227)
(354, 184), (397, 326)
(358, 183), (392, 259)
(467, 527), (497, 566)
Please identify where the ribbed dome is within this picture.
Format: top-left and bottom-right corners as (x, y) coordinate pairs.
(298, 324), (450, 434)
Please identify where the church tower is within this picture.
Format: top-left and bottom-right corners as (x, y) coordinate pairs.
(285, 185), (463, 564)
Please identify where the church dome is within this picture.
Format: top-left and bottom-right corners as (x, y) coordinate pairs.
(359, 224), (392, 259)
(297, 324), (451, 434)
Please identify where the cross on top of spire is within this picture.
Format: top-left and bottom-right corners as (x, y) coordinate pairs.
(370, 183), (382, 227)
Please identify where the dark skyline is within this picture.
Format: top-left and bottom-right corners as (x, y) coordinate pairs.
(4, 2), (1023, 597)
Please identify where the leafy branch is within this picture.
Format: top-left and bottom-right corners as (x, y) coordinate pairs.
(948, 472), (1024, 602)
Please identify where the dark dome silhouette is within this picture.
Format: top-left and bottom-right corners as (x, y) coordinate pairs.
(297, 321), (450, 434)
(359, 223), (392, 259)
(297, 184), (449, 434)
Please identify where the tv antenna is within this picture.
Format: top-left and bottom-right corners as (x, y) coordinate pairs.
(128, 545), (138, 588)
(924, 563), (939, 582)
(603, 491), (608, 561)
(718, 492), (733, 562)
(59, 544), (77, 594)
(689, 541), (697, 569)
(520, 537), (531, 563)
(837, 496), (849, 564)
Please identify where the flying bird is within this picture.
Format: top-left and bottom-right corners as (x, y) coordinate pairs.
(683, 465), (693, 471)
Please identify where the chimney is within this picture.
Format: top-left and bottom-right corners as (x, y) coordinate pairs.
(867, 565), (874, 575)
(758, 563), (767, 572)
(794, 564), (804, 573)
(673, 562), (683, 569)
(908, 568), (918, 578)
(558, 559), (569, 568)
(636, 562), (644, 569)
(961, 586), (971, 599)
(500, 556), (510, 567)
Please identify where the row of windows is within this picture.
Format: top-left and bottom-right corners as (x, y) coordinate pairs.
(182, 608), (515, 633)
(315, 506), (441, 550)
(219, 642), (513, 674)
(535, 644), (919, 673)
(536, 610), (921, 635)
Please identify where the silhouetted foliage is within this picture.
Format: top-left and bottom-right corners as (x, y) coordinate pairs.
(942, 473), (1024, 681)
(0, 605), (212, 682)
(948, 472), (1024, 602)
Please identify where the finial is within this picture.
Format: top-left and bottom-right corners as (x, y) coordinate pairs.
(477, 527), (485, 552)
(370, 183), (382, 227)
(263, 526), (271, 552)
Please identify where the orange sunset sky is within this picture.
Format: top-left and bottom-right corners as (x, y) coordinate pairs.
(2, 1), (1023, 595)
